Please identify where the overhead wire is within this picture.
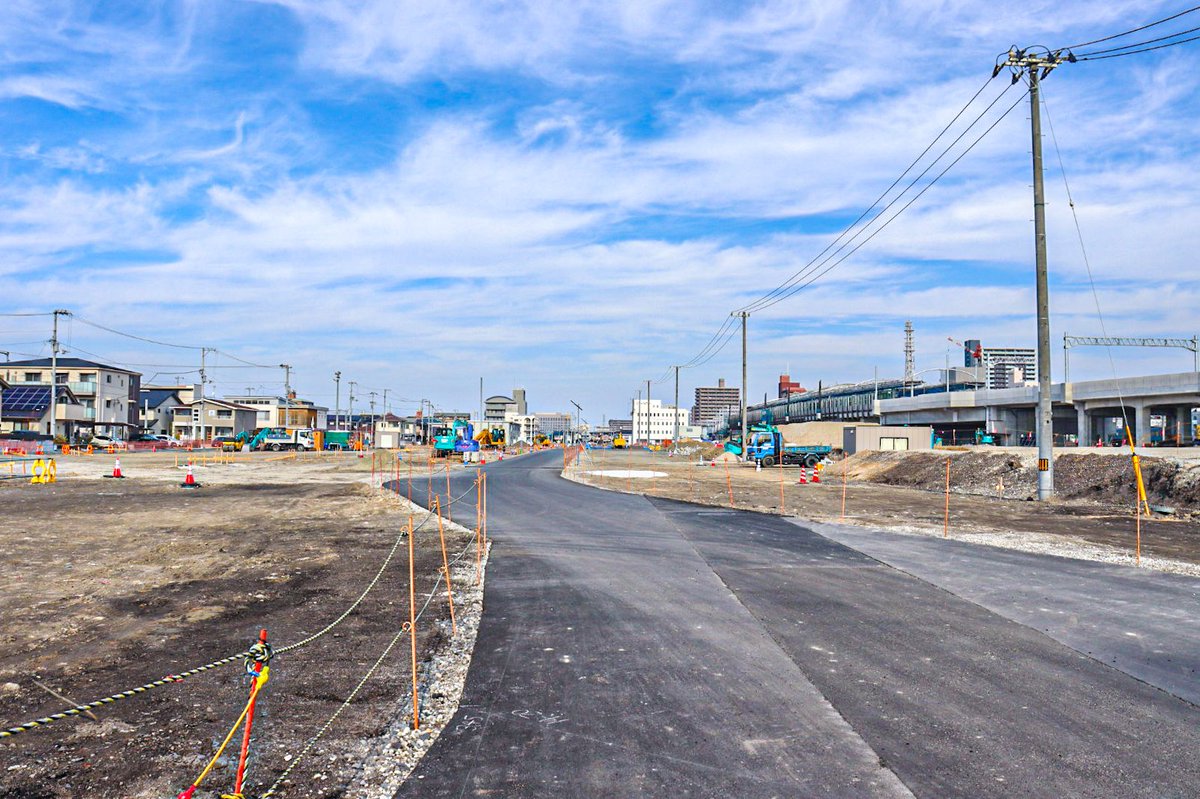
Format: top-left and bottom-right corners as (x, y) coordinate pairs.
(1072, 22), (1200, 56)
(746, 87), (1027, 313)
(1060, 5), (1200, 50)
(733, 73), (1001, 315)
(748, 84), (1022, 311)
(1074, 31), (1200, 59)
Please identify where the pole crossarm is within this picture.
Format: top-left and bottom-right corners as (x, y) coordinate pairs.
(1064, 335), (1198, 351)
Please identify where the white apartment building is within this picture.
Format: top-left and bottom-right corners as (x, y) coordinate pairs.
(1, 357), (140, 439)
(632, 399), (702, 444)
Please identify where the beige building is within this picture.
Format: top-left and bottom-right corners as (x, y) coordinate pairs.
(224, 394), (329, 429)
(172, 399), (259, 441)
(1, 358), (140, 439)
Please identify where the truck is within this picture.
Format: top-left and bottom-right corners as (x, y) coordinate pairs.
(253, 427), (316, 452)
(729, 425), (832, 467)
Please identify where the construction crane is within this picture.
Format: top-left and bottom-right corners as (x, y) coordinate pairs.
(947, 336), (983, 365)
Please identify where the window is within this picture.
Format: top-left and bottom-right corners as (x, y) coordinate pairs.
(879, 437), (910, 451)
(105, 399), (113, 408)
(105, 374), (112, 384)
(24, 372), (41, 382)
(216, 409), (232, 419)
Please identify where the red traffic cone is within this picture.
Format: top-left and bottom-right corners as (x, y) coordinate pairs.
(811, 465), (820, 483)
(797, 467), (808, 485)
(180, 464), (201, 489)
(106, 458), (125, 479)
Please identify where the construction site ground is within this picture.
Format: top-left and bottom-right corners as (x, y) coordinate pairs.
(569, 446), (1200, 574)
(0, 449), (484, 799)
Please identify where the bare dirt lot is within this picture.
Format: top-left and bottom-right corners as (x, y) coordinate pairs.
(570, 448), (1200, 575)
(0, 450), (483, 799)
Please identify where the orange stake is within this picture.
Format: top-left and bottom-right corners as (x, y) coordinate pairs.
(408, 515), (419, 729)
(840, 459), (848, 522)
(482, 471), (488, 547)
(723, 459), (735, 508)
(434, 498), (457, 634)
(445, 463), (452, 523)
(1136, 493), (1142, 566)
(943, 457), (950, 538)
(475, 472), (483, 584)
(777, 456), (785, 514)
(408, 460), (413, 502)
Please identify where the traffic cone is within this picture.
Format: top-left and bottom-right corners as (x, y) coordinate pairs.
(798, 467), (808, 485)
(106, 458), (125, 479)
(180, 464), (201, 489)
(755, 460), (761, 472)
(811, 465), (820, 483)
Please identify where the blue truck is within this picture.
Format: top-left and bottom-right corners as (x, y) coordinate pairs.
(727, 425), (832, 467)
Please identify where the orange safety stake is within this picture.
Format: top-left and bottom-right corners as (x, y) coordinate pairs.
(444, 463), (452, 523)
(943, 457), (951, 538)
(722, 458), (735, 508)
(434, 497), (457, 634)
(840, 459), (848, 522)
(475, 472), (483, 585)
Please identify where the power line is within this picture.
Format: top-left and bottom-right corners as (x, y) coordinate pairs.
(746, 89), (1028, 313)
(0, 312), (52, 317)
(1061, 4), (1200, 50)
(1075, 30), (1200, 60)
(1074, 22), (1200, 56)
(745, 85), (1024, 314)
(733, 73), (1001, 315)
(73, 316), (201, 351)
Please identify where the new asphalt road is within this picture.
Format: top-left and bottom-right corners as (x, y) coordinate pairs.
(395, 450), (1200, 798)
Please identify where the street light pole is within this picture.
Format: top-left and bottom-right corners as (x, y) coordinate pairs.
(334, 371), (341, 433)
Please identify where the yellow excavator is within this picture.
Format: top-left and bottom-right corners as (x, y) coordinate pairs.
(474, 427), (505, 449)
(613, 434), (628, 449)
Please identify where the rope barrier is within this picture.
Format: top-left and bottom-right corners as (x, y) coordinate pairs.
(2, 481), (482, 739)
(260, 532), (481, 798)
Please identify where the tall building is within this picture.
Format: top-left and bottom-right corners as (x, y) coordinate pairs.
(981, 347), (1036, 389)
(778, 373), (805, 399)
(692, 378), (741, 426)
(534, 412), (571, 435)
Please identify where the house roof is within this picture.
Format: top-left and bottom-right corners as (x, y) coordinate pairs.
(140, 388), (180, 409)
(176, 398), (257, 412)
(2, 357), (140, 375)
(485, 395), (514, 404)
(0, 384), (81, 419)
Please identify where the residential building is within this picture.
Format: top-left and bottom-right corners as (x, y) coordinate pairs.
(534, 412), (572, 435)
(0, 384), (85, 437)
(965, 345), (1037, 390)
(139, 387), (183, 436)
(608, 419), (632, 437)
(171, 399), (258, 441)
(692, 378), (741, 427)
(224, 394), (329, 429)
(632, 399), (701, 444)
(1, 358), (141, 437)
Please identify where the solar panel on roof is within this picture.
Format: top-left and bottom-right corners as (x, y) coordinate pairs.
(2, 385), (51, 412)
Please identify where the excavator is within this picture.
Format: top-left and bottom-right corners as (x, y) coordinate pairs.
(474, 427), (506, 449)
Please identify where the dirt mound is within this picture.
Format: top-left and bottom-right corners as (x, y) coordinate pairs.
(836, 450), (1200, 513)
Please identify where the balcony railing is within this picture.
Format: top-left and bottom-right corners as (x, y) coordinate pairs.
(68, 381), (98, 395)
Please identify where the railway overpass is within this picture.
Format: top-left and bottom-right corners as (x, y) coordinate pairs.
(878, 371), (1200, 445)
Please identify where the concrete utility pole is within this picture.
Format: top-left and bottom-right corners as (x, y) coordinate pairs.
(334, 371), (341, 432)
(479, 377), (484, 432)
(369, 391), (378, 444)
(738, 311), (749, 459)
(634, 390), (641, 443)
(280, 364), (292, 428)
(198, 347), (215, 445)
(382, 388), (389, 429)
(1000, 48), (1060, 500)
(348, 381), (357, 438)
(570, 400), (582, 445)
(49, 309), (68, 441)
(673, 365), (680, 452)
(646, 379), (651, 445)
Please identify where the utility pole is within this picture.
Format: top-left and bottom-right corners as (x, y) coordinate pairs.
(738, 311), (749, 458)
(570, 400), (582, 445)
(1001, 47), (1062, 500)
(369, 391), (378, 445)
(198, 347), (215, 445)
(673, 365), (680, 452)
(646, 378), (651, 446)
(382, 388), (389, 430)
(49, 309), (68, 441)
(479, 377), (484, 432)
(334, 371), (341, 433)
(634, 389), (641, 443)
(279, 364), (292, 428)
(348, 381), (357, 439)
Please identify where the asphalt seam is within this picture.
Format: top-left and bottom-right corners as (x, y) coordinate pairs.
(640, 494), (918, 798)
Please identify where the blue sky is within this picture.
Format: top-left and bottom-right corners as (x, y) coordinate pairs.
(2, 1), (1199, 422)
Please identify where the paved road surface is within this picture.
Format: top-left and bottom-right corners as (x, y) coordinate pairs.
(395, 451), (1200, 798)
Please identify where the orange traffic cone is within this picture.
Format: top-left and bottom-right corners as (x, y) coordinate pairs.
(106, 458), (125, 479)
(180, 464), (201, 489)
(798, 467), (808, 485)
(811, 465), (820, 484)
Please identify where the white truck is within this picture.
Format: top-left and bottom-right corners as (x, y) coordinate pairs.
(255, 427), (316, 452)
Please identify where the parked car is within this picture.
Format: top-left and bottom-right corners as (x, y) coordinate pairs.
(88, 434), (122, 447)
